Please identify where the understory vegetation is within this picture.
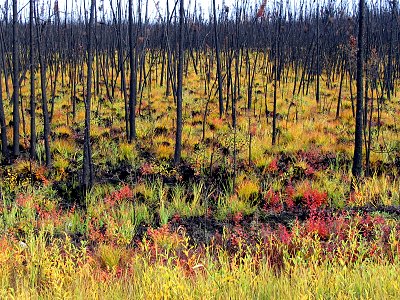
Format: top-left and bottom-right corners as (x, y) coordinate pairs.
(1, 0), (400, 298)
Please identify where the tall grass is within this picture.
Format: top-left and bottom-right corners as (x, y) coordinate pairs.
(1, 233), (399, 299)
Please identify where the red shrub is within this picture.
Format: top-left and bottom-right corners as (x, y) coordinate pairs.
(105, 185), (133, 206)
(303, 187), (328, 211)
(305, 165), (315, 176)
(306, 213), (329, 239)
(268, 157), (279, 173)
(264, 189), (282, 213)
(233, 212), (243, 224)
(278, 224), (292, 245)
(285, 184), (295, 209)
(140, 162), (153, 175)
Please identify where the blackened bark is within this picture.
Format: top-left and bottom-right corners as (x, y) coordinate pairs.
(128, 0), (137, 141)
(116, 1), (129, 140)
(213, 0), (224, 118)
(83, 0), (96, 193)
(174, 0), (184, 165)
(316, 2), (320, 104)
(272, 3), (282, 146)
(37, 22), (52, 168)
(12, 0), (20, 157)
(336, 57), (345, 119)
(352, 0), (365, 178)
(29, 0), (36, 160)
(386, 0), (397, 100)
(0, 68), (7, 161)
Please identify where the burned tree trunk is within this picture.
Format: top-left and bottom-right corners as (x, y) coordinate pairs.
(12, 0), (20, 157)
(36, 4), (52, 168)
(0, 67), (7, 161)
(174, 0), (184, 165)
(213, 0), (224, 118)
(352, 0), (365, 178)
(82, 0), (96, 193)
(385, 0), (397, 100)
(316, 2), (320, 105)
(128, 0), (137, 141)
(30, 0), (36, 160)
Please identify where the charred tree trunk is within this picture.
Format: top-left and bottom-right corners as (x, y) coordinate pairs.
(116, 1), (129, 140)
(128, 0), (137, 141)
(0, 67), (7, 161)
(29, 0), (36, 160)
(386, 0), (397, 100)
(12, 0), (20, 157)
(272, 3), (282, 146)
(174, 0), (184, 165)
(316, 2), (320, 105)
(352, 0), (365, 179)
(36, 16), (52, 168)
(336, 57), (345, 119)
(82, 0), (96, 194)
(213, 0), (224, 118)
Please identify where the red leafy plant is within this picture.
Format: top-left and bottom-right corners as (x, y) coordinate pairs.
(267, 157), (279, 173)
(263, 189), (283, 213)
(285, 183), (295, 209)
(302, 185), (328, 211)
(105, 185), (133, 206)
(306, 212), (329, 239)
(15, 193), (34, 208)
(140, 162), (154, 175)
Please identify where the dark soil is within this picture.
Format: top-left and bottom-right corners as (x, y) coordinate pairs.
(150, 204), (400, 247)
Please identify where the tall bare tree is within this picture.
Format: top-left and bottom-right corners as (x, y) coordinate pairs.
(174, 0), (184, 165)
(12, 0), (20, 157)
(82, 0), (96, 193)
(0, 65), (7, 161)
(0, 9), (8, 161)
(385, 0), (397, 100)
(30, 0), (36, 160)
(35, 2), (52, 167)
(213, 0), (224, 118)
(316, 1), (320, 104)
(272, 1), (282, 146)
(352, 0), (365, 178)
(128, 0), (137, 141)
